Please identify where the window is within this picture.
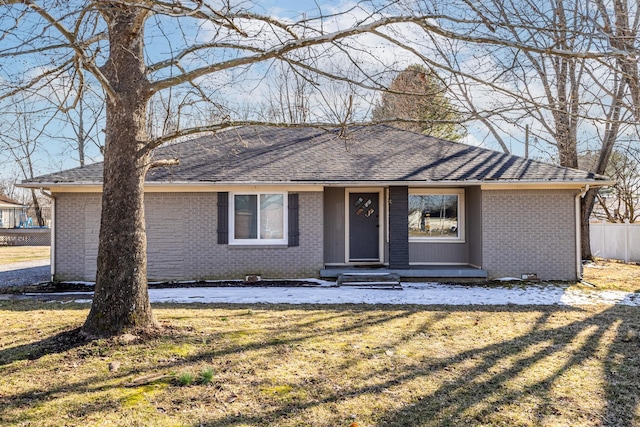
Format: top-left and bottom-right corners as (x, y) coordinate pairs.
(408, 189), (464, 242)
(230, 192), (287, 244)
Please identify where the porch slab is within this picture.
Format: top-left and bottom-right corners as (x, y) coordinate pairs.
(320, 265), (487, 279)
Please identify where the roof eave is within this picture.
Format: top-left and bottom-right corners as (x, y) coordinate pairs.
(20, 178), (615, 192)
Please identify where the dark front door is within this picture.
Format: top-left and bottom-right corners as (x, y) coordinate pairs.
(349, 192), (380, 262)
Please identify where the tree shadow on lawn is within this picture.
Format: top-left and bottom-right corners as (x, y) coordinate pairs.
(188, 304), (640, 427)
(1, 303), (639, 426)
(0, 303), (419, 424)
(0, 327), (86, 366)
(369, 305), (640, 427)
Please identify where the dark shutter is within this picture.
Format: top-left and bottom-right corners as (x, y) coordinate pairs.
(288, 193), (299, 247)
(388, 186), (410, 268)
(217, 192), (229, 244)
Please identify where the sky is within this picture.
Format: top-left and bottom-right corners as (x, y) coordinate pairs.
(0, 0), (605, 188)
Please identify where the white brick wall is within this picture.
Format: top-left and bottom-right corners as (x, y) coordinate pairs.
(54, 193), (101, 281)
(482, 189), (577, 280)
(54, 191), (324, 281)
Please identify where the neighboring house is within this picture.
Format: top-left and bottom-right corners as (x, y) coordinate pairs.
(20, 125), (611, 282)
(0, 194), (26, 229)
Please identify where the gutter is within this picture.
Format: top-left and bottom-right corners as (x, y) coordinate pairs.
(39, 190), (55, 282)
(17, 179), (616, 191)
(575, 185), (589, 280)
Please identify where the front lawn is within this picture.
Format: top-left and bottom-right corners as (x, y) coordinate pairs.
(1, 302), (638, 426)
(0, 246), (49, 265)
(581, 260), (640, 292)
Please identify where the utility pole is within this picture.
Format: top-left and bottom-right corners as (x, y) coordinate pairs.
(525, 125), (529, 159)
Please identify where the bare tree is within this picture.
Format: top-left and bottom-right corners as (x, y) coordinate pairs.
(0, 94), (54, 226)
(249, 62), (376, 129)
(50, 85), (105, 168)
(414, 0), (639, 259)
(1, 0), (637, 337)
(259, 63), (313, 124)
(586, 145), (640, 223)
(0, 1), (469, 337)
(0, 170), (22, 200)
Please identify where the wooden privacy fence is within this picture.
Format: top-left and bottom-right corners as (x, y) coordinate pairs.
(590, 221), (640, 263)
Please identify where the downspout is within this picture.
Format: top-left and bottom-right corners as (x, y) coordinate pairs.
(575, 185), (589, 280)
(40, 189), (55, 282)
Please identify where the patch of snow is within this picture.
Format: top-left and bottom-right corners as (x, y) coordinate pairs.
(31, 282), (640, 307)
(68, 299), (93, 304)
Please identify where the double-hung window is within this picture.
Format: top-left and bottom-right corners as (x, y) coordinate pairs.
(408, 188), (465, 242)
(230, 192), (287, 244)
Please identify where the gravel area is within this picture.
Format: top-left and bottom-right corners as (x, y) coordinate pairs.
(0, 259), (50, 288)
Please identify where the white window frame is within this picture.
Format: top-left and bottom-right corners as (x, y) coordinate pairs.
(408, 188), (465, 243)
(229, 192), (288, 245)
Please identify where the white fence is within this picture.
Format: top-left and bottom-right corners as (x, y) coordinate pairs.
(590, 221), (640, 263)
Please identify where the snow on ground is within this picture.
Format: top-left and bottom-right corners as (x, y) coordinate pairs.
(25, 281), (640, 306)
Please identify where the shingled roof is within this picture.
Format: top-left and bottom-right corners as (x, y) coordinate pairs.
(24, 125), (609, 186)
(0, 194), (24, 207)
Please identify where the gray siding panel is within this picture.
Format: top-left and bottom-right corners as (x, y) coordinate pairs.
(482, 189), (577, 280)
(409, 242), (469, 264)
(54, 191), (324, 281)
(467, 186), (483, 267)
(145, 193), (187, 280)
(323, 187), (345, 264)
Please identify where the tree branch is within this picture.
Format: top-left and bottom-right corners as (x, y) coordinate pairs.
(22, 0), (116, 99)
(148, 158), (180, 169)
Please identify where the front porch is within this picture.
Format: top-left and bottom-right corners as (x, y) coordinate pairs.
(320, 265), (488, 280)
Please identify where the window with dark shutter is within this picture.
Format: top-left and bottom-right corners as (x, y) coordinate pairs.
(288, 193), (299, 247)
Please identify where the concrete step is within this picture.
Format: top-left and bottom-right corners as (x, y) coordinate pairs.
(337, 273), (402, 289)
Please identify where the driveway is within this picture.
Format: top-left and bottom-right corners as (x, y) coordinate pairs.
(0, 259), (50, 288)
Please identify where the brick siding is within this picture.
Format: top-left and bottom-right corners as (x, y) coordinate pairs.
(54, 191), (324, 281)
(482, 189), (577, 280)
(54, 193), (101, 281)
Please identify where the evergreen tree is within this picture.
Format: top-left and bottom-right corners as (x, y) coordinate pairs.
(372, 65), (463, 141)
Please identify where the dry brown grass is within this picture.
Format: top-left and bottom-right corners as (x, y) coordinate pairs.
(1, 301), (639, 426)
(581, 260), (640, 292)
(0, 246), (49, 265)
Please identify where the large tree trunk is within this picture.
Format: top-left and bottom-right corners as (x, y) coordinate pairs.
(580, 189), (599, 261)
(82, 5), (157, 337)
(30, 189), (44, 227)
